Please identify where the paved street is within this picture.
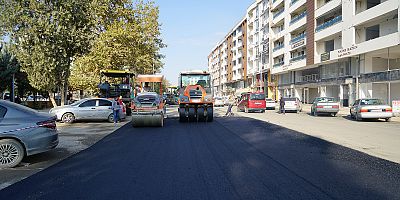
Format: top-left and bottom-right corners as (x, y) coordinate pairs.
(217, 105), (400, 164)
(0, 119), (128, 190)
(1, 112), (399, 199)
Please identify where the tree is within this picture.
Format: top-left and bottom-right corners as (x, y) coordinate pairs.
(0, 0), (103, 107)
(69, 0), (165, 92)
(0, 43), (19, 95)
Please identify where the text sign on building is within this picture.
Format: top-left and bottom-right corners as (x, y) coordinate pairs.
(392, 100), (400, 116)
(337, 46), (358, 58)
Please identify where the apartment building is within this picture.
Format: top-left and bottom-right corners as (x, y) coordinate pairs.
(209, 0), (400, 106)
(208, 17), (248, 96)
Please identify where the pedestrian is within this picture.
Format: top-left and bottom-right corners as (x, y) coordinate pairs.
(112, 97), (120, 126)
(279, 96), (285, 114)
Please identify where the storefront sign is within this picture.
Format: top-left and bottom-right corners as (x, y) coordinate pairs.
(337, 46), (358, 58)
(392, 100), (400, 116)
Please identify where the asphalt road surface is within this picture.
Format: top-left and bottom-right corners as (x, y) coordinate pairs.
(1, 116), (400, 200)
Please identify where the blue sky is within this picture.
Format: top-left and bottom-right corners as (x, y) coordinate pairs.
(156, 0), (254, 85)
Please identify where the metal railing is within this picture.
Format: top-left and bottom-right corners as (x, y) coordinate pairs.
(290, 0), (300, 6)
(359, 69), (400, 83)
(273, 62), (284, 68)
(273, 44), (284, 52)
(289, 33), (306, 44)
(290, 54), (306, 62)
(315, 15), (342, 32)
(273, 9), (284, 19)
(296, 74), (319, 83)
(290, 11), (307, 25)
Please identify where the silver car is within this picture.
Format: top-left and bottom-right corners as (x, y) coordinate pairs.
(49, 98), (126, 123)
(311, 97), (340, 116)
(0, 100), (58, 168)
(350, 99), (393, 121)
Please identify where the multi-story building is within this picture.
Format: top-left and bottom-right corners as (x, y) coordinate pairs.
(209, 0), (400, 106)
(208, 17), (248, 97)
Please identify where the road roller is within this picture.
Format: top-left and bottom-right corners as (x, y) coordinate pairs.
(131, 75), (165, 127)
(178, 70), (213, 122)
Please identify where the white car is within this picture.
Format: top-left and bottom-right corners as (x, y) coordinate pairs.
(49, 98), (126, 123)
(214, 97), (225, 107)
(265, 98), (276, 110)
(350, 98), (392, 121)
(282, 97), (302, 113)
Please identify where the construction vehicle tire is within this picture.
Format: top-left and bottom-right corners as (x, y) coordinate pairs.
(206, 107), (213, 122)
(188, 107), (196, 122)
(197, 107), (205, 122)
(179, 107), (186, 122)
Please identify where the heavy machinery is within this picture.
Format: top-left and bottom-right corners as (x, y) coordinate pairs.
(178, 70), (213, 122)
(130, 75), (165, 127)
(98, 70), (135, 115)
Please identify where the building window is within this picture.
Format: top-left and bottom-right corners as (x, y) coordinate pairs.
(366, 25), (379, 41)
(325, 40), (334, 52)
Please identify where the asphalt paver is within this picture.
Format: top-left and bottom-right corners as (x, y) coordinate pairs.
(1, 116), (399, 200)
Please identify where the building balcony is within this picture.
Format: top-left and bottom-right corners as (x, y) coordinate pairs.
(273, 62), (284, 68)
(290, 54), (306, 63)
(315, 15), (342, 32)
(289, 33), (306, 44)
(290, 11), (306, 25)
(315, 0), (341, 18)
(273, 44), (284, 52)
(290, 0), (300, 6)
(359, 69), (400, 83)
(273, 9), (284, 19)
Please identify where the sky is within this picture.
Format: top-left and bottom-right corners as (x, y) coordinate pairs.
(155, 0), (254, 85)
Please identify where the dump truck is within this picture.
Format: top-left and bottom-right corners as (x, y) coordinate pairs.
(178, 70), (213, 122)
(130, 74), (166, 127)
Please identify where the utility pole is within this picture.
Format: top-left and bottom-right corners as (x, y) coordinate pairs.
(11, 73), (15, 102)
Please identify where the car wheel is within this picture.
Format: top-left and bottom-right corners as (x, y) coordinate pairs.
(332, 113), (337, 117)
(108, 113), (114, 123)
(61, 113), (75, 123)
(0, 139), (24, 168)
(385, 118), (391, 122)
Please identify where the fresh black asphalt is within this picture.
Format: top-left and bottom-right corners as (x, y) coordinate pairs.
(1, 116), (400, 200)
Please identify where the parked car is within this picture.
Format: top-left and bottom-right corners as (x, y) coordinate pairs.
(0, 100), (58, 168)
(237, 92), (266, 113)
(49, 98), (126, 123)
(214, 96), (225, 107)
(350, 98), (392, 121)
(282, 97), (302, 113)
(265, 98), (276, 110)
(311, 97), (340, 116)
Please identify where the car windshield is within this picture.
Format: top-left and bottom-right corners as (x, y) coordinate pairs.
(180, 74), (211, 88)
(283, 98), (297, 101)
(360, 99), (384, 105)
(316, 97), (336, 102)
(250, 93), (265, 100)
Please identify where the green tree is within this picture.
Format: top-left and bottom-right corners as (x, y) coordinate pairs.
(0, 0), (103, 107)
(0, 43), (19, 94)
(69, 0), (165, 92)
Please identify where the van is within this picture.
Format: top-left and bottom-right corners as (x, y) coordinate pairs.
(237, 92), (266, 113)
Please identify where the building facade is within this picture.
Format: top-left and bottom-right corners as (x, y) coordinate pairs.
(209, 0), (400, 106)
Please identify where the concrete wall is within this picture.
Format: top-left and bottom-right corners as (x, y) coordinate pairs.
(359, 82), (373, 98)
(390, 82), (400, 103)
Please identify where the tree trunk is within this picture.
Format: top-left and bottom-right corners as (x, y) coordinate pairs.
(48, 91), (58, 108)
(60, 79), (68, 105)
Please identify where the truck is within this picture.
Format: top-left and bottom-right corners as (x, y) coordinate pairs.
(178, 70), (213, 122)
